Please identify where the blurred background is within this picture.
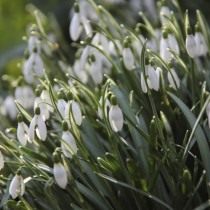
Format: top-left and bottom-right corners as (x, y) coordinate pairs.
(0, 0), (210, 74)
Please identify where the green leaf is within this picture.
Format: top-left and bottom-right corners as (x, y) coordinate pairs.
(168, 92), (210, 183)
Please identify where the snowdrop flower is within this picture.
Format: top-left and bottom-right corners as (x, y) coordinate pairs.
(57, 92), (67, 119)
(28, 34), (41, 54)
(9, 172), (25, 199)
(186, 30), (197, 58)
(206, 103), (210, 128)
(53, 152), (68, 189)
(3, 96), (17, 120)
(160, 33), (171, 63)
(89, 54), (103, 85)
(98, 97), (111, 119)
(65, 93), (82, 126)
(17, 114), (31, 146)
(167, 67), (180, 89)
(69, 2), (93, 41)
(69, 4), (82, 41)
(34, 89), (53, 121)
(123, 37), (135, 70)
(168, 33), (180, 55)
(147, 65), (160, 91)
(23, 52), (44, 84)
(81, 16), (93, 37)
(109, 96), (123, 132)
(61, 121), (78, 158)
(29, 107), (47, 141)
(73, 59), (88, 83)
(40, 90), (54, 113)
(15, 86), (35, 109)
(0, 151), (4, 170)
(195, 31), (208, 57)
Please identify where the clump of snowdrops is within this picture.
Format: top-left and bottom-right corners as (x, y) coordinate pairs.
(1, 0), (210, 209)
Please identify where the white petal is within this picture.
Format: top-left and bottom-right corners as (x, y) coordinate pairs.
(41, 90), (53, 112)
(57, 99), (67, 118)
(53, 163), (68, 189)
(23, 59), (35, 83)
(81, 16), (92, 37)
(4, 96), (17, 120)
(89, 60), (103, 85)
(70, 13), (82, 41)
(29, 116), (37, 142)
(148, 66), (160, 91)
(168, 34), (180, 55)
(17, 122), (29, 146)
(109, 105), (123, 132)
(9, 175), (25, 199)
(160, 37), (171, 62)
(186, 35), (197, 58)
(71, 101), (82, 126)
(195, 32), (208, 56)
(36, 116), (47, 141)
(122, 48), (135, 70)
(61, 131), (78, 158)
(28, 35), (41, 54)
(0, 151), (4, 170)
(141, 72), (148, 93)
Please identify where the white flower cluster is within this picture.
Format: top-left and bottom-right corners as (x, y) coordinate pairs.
(1, 0), (210, 201)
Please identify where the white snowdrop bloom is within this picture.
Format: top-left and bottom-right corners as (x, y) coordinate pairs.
(109, 101), (123, 132)
(195, 32), (208, 56)
(57, 99), (67, 118)
(108, 41), (118, 56)
(53, 162), (68, 189)
(17, 119), (31, 146)
(9, 174), (25, 199)
(65, 100), (82, 126)
(23, 52), (44, 83)
(4, 96), (17, 120)
(147, 65), (160, 91)
(141, 72), (148, 93)
(79, 0), (98, 21)
(168, 34), (180, 55)
(160, 6), (170, 25)
(73, 60), (88, 83)
(69, 12), (82, 41)
(81, 16), (92, 38)
(89, 59), (103, 85)
(61, 130), (78, 158)
(15, 86), (35, 109)
(28, 35), (41, 54)
(40, 90), (54, 113)
(186, 34), (197, 58)
(206, 103), (210, 128)
(0, 151), (4, 170)
(167, 68), (180, 89)
(123, 48), (135, 70)
(71, 100), (83, 126)
(160, 36), (171, 63)
(34, 97), (50, 121)
(79, 46), (91, 69)
(98, 97), (111, 119)
(29, 108), (47, 141)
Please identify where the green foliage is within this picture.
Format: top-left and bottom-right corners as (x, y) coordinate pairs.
(1, 0), (210, 210)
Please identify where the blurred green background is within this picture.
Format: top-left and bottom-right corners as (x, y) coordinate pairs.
(0, 0), (210, 72)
